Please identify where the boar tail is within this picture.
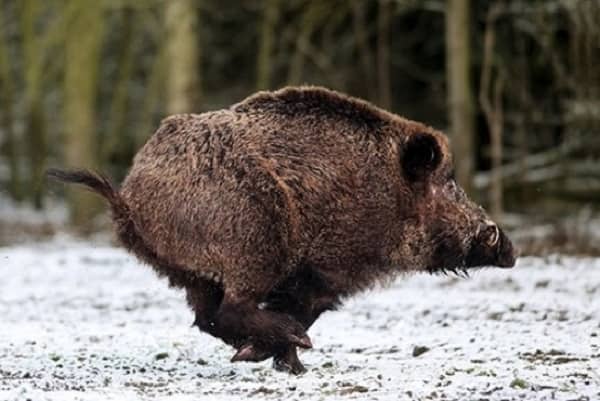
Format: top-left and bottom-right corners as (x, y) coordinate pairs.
(47, 168), (127, 219)
(48, 167), (142, 250)
(46, 168), (137, 247)
(47, 168), (197, 288)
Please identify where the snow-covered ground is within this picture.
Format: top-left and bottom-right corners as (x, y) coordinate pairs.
(0, 241), (598, 401)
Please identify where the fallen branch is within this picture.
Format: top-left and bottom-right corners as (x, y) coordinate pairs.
(473, 139), (584, 189)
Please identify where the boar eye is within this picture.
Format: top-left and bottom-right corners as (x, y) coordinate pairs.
(402, 132), (442, 181)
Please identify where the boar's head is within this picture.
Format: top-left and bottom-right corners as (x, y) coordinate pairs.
(399, 131), (517, 274)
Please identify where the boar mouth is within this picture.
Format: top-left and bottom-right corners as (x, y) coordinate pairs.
(425, 227), (516, 276)
(425, 240), (471, 277)
(428, 266), (471, 278)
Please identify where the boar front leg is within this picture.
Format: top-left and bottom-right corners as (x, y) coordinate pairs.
(185, 275), (311, 362)
(270, 291), (339, 374)
(245, 269), (340, 374)
(208, 256), (313, 360)
(213, 296), (313, 360)
(237, 291), (338, 374)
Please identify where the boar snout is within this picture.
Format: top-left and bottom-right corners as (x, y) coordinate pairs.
(495, 227), (517, 268)
(465, 221), (517, 269)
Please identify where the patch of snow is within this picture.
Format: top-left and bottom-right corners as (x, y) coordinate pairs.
(0, 196), (68, 227)
(0, 243), (599, 400)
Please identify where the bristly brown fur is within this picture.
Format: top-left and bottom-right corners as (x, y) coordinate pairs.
(48, 85), (515, 374)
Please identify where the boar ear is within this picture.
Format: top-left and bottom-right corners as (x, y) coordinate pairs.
(402, 132), (442, 180)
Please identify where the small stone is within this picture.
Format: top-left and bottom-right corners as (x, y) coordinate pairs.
(488, 312), (504, 321)
(155, 352), (169, 360)
(412, 346), (430, 357)
(510, 378), (528, 389)
(339, 385), (369, 395)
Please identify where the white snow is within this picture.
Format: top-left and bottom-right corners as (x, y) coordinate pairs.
(0, 241), (599, 400)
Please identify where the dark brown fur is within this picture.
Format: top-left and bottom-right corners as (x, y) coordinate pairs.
(48, 86), (516, 374)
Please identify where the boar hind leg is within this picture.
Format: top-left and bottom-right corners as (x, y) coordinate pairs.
(201, 199), (311, 364)
(186, 278), (223, 335)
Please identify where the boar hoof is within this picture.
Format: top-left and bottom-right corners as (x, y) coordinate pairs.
(273, 358), (307, 375)
(289, 334), (313, 349)
(230, 344), (271, 363)
(273, 350), (307, 375)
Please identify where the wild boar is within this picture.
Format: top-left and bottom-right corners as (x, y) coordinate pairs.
(48, 86), (516, 374)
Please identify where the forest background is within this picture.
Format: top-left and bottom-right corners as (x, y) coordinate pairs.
(0, 0), (598, 254)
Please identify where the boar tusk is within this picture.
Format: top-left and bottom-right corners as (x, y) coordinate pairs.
(487, 223), (500, 246)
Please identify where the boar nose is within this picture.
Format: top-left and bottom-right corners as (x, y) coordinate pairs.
(496, 228), (517, 268)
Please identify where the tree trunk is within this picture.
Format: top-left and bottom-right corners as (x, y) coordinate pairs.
(287, 2), (326, 85)
(479, 5), (504, 220)
(256, 0), (279, 90)
(21, 0), (47, 209)
(445, 0), (475, 194)
(104, 7), (136, 178)
(137, 42), (167, 150)
(0, 4), (21, 201)
(63, 0), (105, 229)
(350, 0), (375, 100)
(515, 34), (530, 199)
(377, 0), (392, 109)
(165, 0), (201, 114)
(489, 72), (504, 220)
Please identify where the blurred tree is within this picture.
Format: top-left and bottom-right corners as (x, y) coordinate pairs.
(479, 4), (504, 220)
(445, 0), (475, 194)
(63, 0), (105, 228)
(256, 0), (279, 90)
(288, 1), (330, 86)
(136, 39), (167, 150)
(377, 0), (392, 109)
(165, 0), (201, 114)
(103, 7), (137, 175)
(350, 0), (375, 100)
(0, 0), (598, 229)
(0, 4), (21, 201)
(21, 0), (47, 208)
